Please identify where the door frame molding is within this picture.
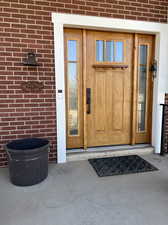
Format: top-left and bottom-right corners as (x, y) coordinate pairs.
(52, 13), (168, 163)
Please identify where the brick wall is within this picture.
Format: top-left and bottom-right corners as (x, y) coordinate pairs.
(0, 0), (168, 167)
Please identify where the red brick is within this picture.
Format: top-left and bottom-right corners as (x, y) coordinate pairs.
(138, 0), (148, 3)
(4, 8), (18, 13)
(4, 18), (20, 23)
(10, 122), (24, 126)
(12, 23), (26, 29)
(86, 1), (98, 7)
(57, 8), (72, 13)
(73, 0), (85, 5)
(50, 2), (65, 8)
(0, 23), (10, 27)
(0, 2), (10, 7)
(2, 135), (17, 140)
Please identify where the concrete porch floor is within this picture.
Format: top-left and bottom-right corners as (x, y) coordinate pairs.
(1, 154), (168, 225)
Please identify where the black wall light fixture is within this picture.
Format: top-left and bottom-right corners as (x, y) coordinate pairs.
(23, 52), (39, 66)
(151, 59), (157, 79)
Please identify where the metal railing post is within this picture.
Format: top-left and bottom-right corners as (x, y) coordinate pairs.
(160, 104), (168, 156)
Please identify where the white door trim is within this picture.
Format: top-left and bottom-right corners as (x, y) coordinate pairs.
(52, 13), (168, 163)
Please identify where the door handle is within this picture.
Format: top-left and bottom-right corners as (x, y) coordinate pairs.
(86, 88), (91, 114)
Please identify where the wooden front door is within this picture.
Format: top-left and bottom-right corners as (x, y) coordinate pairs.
(64, 29), (155, 149)
(86, 31), (133, 147)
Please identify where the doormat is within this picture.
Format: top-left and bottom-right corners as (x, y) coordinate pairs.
(88, 155), (158, 177)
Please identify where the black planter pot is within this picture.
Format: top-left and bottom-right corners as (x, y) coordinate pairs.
(5, 138), (49, 186)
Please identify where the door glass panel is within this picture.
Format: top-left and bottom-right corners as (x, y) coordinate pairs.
(140, 45), (147, 65)
(68, 63), (78, 135)
(106, 41), (114, 62)
(115, 41), (124, 62)
(68, 40), (77, 61)
(137, 45), (148, 132)
(96, 40), (124, 62)
(96, 40), (104, 62)
(67, 40), (79, 136)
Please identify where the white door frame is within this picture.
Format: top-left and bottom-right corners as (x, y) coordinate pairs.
(52, 13), (168, 163)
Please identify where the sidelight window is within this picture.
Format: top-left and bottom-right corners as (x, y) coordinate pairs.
(137, 44), (148, 132)
(67, 40), (79, 136)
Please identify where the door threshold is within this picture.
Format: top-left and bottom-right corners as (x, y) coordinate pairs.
(66, 144), (154, 162)
(67, 144), (151, 153)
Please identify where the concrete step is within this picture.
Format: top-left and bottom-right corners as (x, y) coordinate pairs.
(67, 145), (154, 162)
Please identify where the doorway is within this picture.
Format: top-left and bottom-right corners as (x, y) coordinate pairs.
(64, 29), (155, 149)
